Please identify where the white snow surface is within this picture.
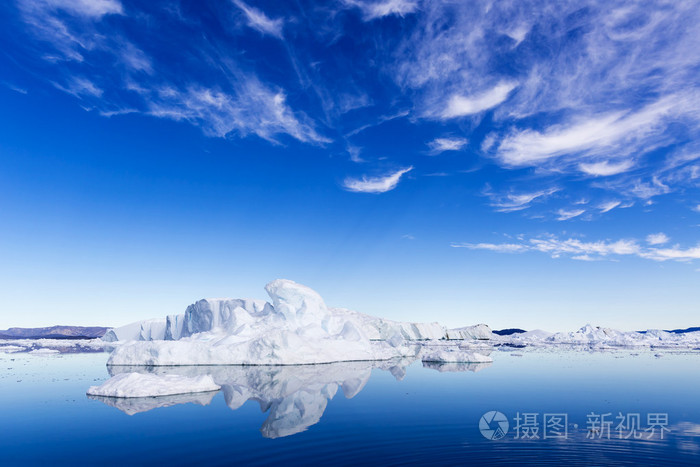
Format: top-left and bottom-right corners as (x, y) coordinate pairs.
(86, 372), (220, 398)
(420, 347), (493, 364)
(105, 279), (490, 366)
(494, 324), (700, 349)
(28, 348), (60, 355)
(445, 324), (493, 340)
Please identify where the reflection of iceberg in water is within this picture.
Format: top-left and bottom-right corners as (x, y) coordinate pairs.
(101, 359), (413, 438)
(422, 361), (492, 373)
(87, 391), (217, 416)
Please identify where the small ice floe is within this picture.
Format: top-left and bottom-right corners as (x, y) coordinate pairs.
(29, 348), (60, 355)
(86, 373), (220, 398)
(0, 345), (26, 353)
(420, 348), (492, 364)
(422, 361), (492, 373)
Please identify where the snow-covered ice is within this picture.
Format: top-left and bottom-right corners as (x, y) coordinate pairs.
(104, 279), (490, 366)
(422, 361), (492, 373)
(86, 373), (220, 398)
(0, 338), (113, 354)
(420, 348), (493, 364)
(444, 324), (492, 340)
(28, 348), (60, 355)
(493, 324), (700, 349)
(97, 280), (700, 367)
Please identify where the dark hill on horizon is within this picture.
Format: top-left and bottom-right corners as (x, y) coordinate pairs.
(0, 326), (109, 339)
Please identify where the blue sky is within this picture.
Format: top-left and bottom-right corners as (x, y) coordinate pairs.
(1, 0), (699, 331)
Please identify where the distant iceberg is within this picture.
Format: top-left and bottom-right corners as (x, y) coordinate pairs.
(494, 324), (700, 349)
(420, 347), (492, 364)
(103, 279), (491, 366)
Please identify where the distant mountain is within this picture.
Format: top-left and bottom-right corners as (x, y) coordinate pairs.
(0, 326), (109, 340)
(493, 328), (527, 336)
(637, 327), (700, 334)
(666, 326), (700, 334)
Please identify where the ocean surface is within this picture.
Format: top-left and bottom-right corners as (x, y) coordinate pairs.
(1, 347), (699, 466)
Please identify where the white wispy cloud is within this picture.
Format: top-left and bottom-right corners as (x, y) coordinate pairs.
(53, 76), (103, 98)
(427, 137), (468, 154)
(25, 0), (123, 18)
(17, 0), (124, 61)
(347, 145), (364, 163)
(143, 80), (329, 144)
(486, 187), (559, 212)
(556, 208), (585, 221)
(579, 160), (634, 177)
(17, 0), (330, 145)
(646, 233), (670, 245)
(3, 82), (28, 94)
(343, 166), (413, 193)
(453, 235), (700, 262)
(344, 110), (410, 137)
(119, 42), (153, 74)
(646, 244), (700, 261)
(232, 0), (284, 39)
(456, 242), (528, 253)
(390, 1), (700, 206)
(493, 96), (684, 168)
(442, 82), (517, 119)
(598, 200), (621, 213)
(344, 0), (419, 21)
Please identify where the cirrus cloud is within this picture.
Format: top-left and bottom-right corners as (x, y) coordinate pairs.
(453, 234), (700, 262)
(342, 166), (413, 193)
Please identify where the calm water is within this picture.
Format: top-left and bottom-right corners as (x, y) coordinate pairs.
(1, 348), (700, 466)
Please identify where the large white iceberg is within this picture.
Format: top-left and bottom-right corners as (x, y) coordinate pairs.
(104, 279), (490, 366)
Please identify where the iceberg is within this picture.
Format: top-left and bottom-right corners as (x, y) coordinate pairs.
(104, 279), (489, 366)
(493, 324), (700, 349)
(444, 324), (493, 340)
(420, 346), (493, 364)
(329, 308), (448, 341)
(422, 361), (492, 373)
(102, 318), (170, 342)
(86, 373), (220, 398)
(28, 348), (60, 355)
(0, 345), (27, 353)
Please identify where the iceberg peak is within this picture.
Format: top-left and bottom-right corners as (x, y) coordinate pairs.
(264, 279), (330, 328)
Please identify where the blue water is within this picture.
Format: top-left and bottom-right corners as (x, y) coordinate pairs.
(1, 349), (699, 465)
